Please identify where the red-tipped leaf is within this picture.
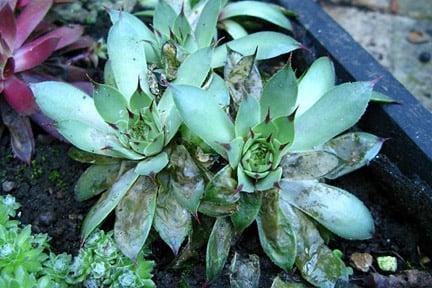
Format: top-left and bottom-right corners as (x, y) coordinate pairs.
(38, 25), (84, 50)
(13, 36), (59, 72)
(14, 0), (53, 49)
(0, 2), (16, 51)
(2, 75), (37, 114)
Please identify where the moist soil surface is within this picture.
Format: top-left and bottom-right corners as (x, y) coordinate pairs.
(1, 131), (430, 287)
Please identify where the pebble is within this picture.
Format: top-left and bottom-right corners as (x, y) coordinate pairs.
(419, 51), (431, 63)
(407, 31), (430, 44)
(56, 191), (65, 199)
(350, 252), (374, 272)
(38, 211), (56, 226)
(2, 181), (16, 192)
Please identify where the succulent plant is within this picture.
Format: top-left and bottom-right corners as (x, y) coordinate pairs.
(171, 54), (384, 287)
(0, 195), (155, 287)
(0, 0), (88, 163)
(31, 5), (301, 262)
(66, 229), (155, 288)
(137, 0), (294, 40)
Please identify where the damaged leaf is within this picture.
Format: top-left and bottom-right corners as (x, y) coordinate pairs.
(81, 168), (139, 241)
(224, 49), (262, 111)
(271, 277), (309, 288)
(174, 216), (214, 269)
(206, 217), (233, 281)
(231, 192), (262, 234)
(280, 180), (375, 240)
(74, 163), (121, 202)
(67, 147), (120, 165)
(293, 209), (352, 288)
(280, 151), (340, 180)
(170, 145), (205, 215)
(114, 176), (157, 260)
(229, 252), (261, 288)
(256, 190), (296, 271)
(322, 132), (384, 179)
(154, 174), (191, 255)
(199, 165), (240, 217)
(0, 101), (34, 163)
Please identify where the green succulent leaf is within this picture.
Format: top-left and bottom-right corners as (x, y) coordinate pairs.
(296, 57), (335, 117)
(153, 0), (177, 37)
(199, 165), (240, 217)
(280, 180), (375, 240)
(260, 64), (297, 121)
(206, 217), (233, 281)
(114, 176), (157, 260)
(175, 47), (212, 86)
(322, 132), (384, 179)
(220, 19), (248, 39)
(108, 12), (149, 100)
(212, 32), (301, 68)
(81, 168), (139, 241)
(93, 83), (128, 124)
(231, 192), (262, 234)
(57, 120), (142, 159)
(280, 151), (340, 180)
(227, 137), (244, 169)
(272, 116), (295, 145)
(154, 174), (191, 255)
(195, 0), (224, 48)
(370, 91), (396, 103)
(237, 165), (255, 193)
(31, 82), (110, 132)
(291, 81), (373, 151)
(256, 189), (297, 271)
(74, 163), (121, 202)
(235, 96), (261, 138)
(225, 49), (263, 107)
(171, 85), (235, 157)
(255, 167), (282, 191)
(173, 11), (192, 41)
(104, 60), (116, 87)
(292, 209), (352, 288)
(170, 145), (205, 215)
(206, 72), (231, 109)
(220, 1), (292, 31)
(158, 48), (213, 145)
(229, 253), (261, 288)
(129, 89), (154, 113)
(109, 10), (158, 63)
(68, 147), (120, 165)
(135, 152), (169, 176)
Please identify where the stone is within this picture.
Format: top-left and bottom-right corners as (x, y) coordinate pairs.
(407, 31), (431, 44)
(350, 252), (374, 272)
(2, 181), (16, 192)
(419, 51), (431, 63)
(38, 211), (56, 226)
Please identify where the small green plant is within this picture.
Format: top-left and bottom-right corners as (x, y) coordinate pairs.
(31, 160), (43, 180)
(0, 195), (155, 287)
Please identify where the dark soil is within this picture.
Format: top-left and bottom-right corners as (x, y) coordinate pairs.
(0, 132), (93, 254)
(2, 130), (429, 287)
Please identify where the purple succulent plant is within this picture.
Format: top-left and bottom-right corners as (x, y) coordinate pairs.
(0, 0), (87, 163)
